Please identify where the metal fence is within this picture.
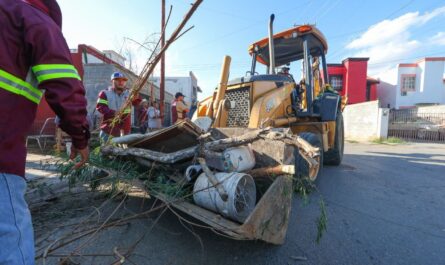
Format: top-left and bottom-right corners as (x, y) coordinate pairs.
(388, 109), (445, 142)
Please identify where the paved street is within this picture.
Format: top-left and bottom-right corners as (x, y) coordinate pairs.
(32, 142), (445, 265)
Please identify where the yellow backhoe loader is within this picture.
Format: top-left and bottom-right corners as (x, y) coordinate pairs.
(130, 15), (346, 245)
(195, 15), (345, 181)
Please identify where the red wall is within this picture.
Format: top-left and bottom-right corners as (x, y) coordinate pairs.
(370, 83), (377, 101)
(327, 58), (371, 105)
(343, 59), (368, 104)
(327, 65), (346, 97)
(31, 97), (56, 135)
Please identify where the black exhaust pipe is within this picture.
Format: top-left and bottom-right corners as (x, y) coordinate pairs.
(268, 14), (275, 75)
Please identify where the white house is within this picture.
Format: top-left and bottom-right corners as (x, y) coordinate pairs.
(150, 71), (202, 104)
(377, 57), (445, 109)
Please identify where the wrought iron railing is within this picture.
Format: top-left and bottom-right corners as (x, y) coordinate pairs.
(388, 109), (445, 142)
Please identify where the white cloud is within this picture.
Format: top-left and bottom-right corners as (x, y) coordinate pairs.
(370, 66), (398, 85)
(346, 6), (445, 83)
(347, 6), (445, 50)
(430, 32), (445, 45)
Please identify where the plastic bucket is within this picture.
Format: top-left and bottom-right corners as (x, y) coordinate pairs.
(193, 172), (256, 223)
(223, 145), (255, 172)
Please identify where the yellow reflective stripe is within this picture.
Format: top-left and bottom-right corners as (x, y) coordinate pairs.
(32, 64), (78, 72)
(0, 69), (42, 104)
(0, 69), (42, 96)
(97, 98), (108, 105)
(32, 64), (81, 83)
(0, 80), (40, 104)
(35, 73), (81, 83)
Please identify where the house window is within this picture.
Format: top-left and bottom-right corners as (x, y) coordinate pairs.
(401, 75), (416, 96)
(329, 75), (343, 90)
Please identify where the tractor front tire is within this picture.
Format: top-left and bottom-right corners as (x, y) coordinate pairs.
(324, 111), (344, 166)
(296, 132), (323, 182)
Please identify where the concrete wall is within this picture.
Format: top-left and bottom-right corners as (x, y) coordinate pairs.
(343, 100), (389, 141)
(423, 60), (445, 104)
(416, 105), (445, 114)
(377, 81), (397, 108)
(150, 71), (200, 105)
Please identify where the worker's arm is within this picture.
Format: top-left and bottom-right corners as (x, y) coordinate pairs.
(96, 91), (115, 120)
(26, 20), (89, 167)
(131, 93), (142, 106)
(176, 101), (190, 113)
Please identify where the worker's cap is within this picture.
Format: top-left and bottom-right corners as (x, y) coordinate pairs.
(175, 92), (185, 98)
(111, 72), (128, 81)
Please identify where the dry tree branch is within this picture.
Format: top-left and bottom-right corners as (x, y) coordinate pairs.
(104, 4), (174, 141)
(112, 0), (203, 125)
(36, 202), (168, 261)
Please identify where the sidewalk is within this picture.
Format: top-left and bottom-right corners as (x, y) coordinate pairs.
(26, 153), (59, 181)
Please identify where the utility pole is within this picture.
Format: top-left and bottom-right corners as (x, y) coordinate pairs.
(160, 0), (166, 121)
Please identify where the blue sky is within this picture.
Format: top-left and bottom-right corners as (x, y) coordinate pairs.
(58, 0), (445, 98)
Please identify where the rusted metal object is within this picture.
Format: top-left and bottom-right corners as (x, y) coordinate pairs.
(130, 119), (204, 152)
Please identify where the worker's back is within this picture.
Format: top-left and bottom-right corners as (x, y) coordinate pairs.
(0, 0), (89, 178)
(0, 0), (47, 177)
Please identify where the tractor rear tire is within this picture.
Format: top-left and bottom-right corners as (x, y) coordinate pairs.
(324, 111), (344, 166)
(296, 132), (323, 182)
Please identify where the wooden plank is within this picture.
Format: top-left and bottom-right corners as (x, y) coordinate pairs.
(239, 175), (293, 245)
(153, 193), (245, 239)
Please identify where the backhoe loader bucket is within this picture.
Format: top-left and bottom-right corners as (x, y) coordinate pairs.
(153, 127), (296, 244)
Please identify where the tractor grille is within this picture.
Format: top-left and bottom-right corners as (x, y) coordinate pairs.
(225, 86), (251, 127)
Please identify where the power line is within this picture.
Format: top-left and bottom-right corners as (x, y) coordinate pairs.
(178, 1), (312, 52)
(314, 0), (342, 24)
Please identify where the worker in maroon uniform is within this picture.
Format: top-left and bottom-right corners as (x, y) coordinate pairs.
(96, 72), (141, 143)
(0, 0), (90, 263)
(171, 92), (189, 124)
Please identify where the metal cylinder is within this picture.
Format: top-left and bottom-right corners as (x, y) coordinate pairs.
(223, 145), (256, 172)
(193, 172), (256, 223)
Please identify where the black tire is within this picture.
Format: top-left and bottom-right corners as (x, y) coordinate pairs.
(295, 132), (323, 182)
(324, 111), (344, 166)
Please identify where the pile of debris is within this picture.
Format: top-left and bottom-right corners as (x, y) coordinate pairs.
(100, 118), (319, 244)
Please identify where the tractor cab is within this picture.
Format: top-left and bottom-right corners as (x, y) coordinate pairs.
(224, 19), (341, 125)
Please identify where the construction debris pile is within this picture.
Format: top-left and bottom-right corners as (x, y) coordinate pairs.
(98, 118), (319, 244)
